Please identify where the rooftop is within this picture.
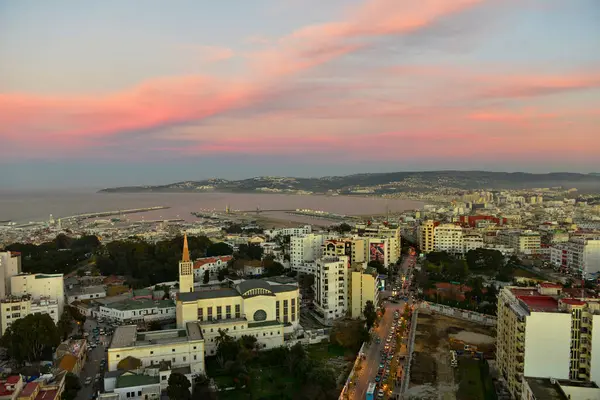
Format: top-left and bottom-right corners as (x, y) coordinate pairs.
(110, 322), (203, 349)
(115, 373), (159, 389)
(561, 298), (586, 306)
(517, 295), (559, 312)
(67, 285), (106, 296)
(101, 299), (175, 312)
(525, 377), (600, 400)
(34, 389), (58, 400)
(178, 279), (297, 302)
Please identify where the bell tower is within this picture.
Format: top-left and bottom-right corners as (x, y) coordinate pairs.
(179, 233), (194, 293)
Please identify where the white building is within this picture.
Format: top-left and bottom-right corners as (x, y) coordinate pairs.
(354, 223), (401, 266)
(497, 230), (541, 255)
(313, 256), (349, 320)
(433, 224), (464, 255)
(497, 284), (600, 398)
(0, 295), (59, 335)
(192, 256), (232, 279)
(10, 273), (65, 315)
(521, 377), (600, 400)
(463, 233), (484, 254)
(99, 299), (176, 323)
(0, 251), (21, 298)
(265, 225), (311, 240)
(550, 237), (600, 278)
(107, 322), (205, 375)
(67, 285), (106, 304)
(290, 234), (325, 271)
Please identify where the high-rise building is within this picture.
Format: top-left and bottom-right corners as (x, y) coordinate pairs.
(10, 273), (64, 315)
(433, 224), (463, 255)
(290, 234), (326, 271)
(313, 256), (349, 320)
(496, 284), (600, 398)
(353, 223), (401, 265)
(322, 238), (366, 264)
(418, 220), (436, 253)
(348, 263), (380, 319)
(550, 237), (600, 278)
(497, 230), (541, 255)
(0, 295), (59, 335)
(0, 251), (22, 298)
(179, 234), (194, 294)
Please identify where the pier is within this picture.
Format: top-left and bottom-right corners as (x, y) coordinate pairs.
(62, 206), (169, 220)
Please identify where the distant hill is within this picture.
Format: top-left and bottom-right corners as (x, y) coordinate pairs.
(98, 171), (600, 195)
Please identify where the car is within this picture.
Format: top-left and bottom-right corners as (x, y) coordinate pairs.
(377, 389), (385, 398)
(84, 377), (92, 385)
(379, 362), (384, 369)
(375, 375), (381, 382)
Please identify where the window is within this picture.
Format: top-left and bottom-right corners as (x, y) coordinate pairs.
(172, 349), (175, 352)
(276, 301), (280, 320)
(291, 299), (296, 322)
(126, 393), (131, 398)
(235, 304), (241, 319)
(226, 305), (231, 319)
(183, 356), (186, 362)
(194, 355), (197, 360)
(138, 391), (142, 396)
(172, 358), (176, 363)
(217, 306), (222, 320)
(150, 351), (154, 355)
(207, 307), (213, 321)
(162, 376), (166, 381)
(253, 310), (267, 321)
(197, 308), (203, 321)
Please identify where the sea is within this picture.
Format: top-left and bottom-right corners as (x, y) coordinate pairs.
(0, 189), (423, 224)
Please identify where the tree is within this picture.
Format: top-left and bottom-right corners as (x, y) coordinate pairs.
(363, 301), (377, 330)
(62, 373), (81, 400)
(330, 320), (369, 352)
(203, 270), (210, 284)
(466, 249), (504, 272)
(0, 313), (60, 363)
(263, 256), (285, 277)
(193, 375), (217, 400)
(76, 269), (85, 277)
(215, 329), (240, 361)
(217, 268), (226, 282)
(237, 243), (264, 260)
(332, 223), (352, 233)
(57, 311), (73, 341)
(167, 372), (191, 400)
(239, 335), (258, 351)
(368, 260), (386, 275)
(206, 242), (233, 257)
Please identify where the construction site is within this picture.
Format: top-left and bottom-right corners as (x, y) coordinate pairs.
(405, 311), (496, 400)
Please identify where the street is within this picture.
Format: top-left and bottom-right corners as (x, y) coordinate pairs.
(76, 318), (109, 400)
(352, 255), (415, 400)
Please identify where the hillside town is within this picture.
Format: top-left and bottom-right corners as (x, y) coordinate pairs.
(0, 187), (600, 400)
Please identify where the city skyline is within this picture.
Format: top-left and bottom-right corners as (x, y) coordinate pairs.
(1, 0), (599, 187)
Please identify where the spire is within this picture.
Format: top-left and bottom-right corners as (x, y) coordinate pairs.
(182, 233), (190, 262)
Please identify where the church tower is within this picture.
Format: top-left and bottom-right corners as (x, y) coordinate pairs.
(179, 233), (194, 293)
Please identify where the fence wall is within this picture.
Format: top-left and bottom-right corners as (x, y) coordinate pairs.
(419, 301), (497, 326)
(338, 341), (366, 400)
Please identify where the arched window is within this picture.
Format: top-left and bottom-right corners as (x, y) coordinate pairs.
(253, 310), (267, 321)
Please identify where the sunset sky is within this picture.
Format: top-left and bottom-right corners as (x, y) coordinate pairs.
(1, 0), (599, 187)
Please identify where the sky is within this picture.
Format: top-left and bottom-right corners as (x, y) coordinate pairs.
(1, 0), (599, 188)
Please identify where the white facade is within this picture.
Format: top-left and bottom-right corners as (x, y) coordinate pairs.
(290, 234), (325, 271)
(67, 285), (106, 304)
(550, 237), (600, 277)
(523, 312), (572, 379)
(108, 322), (205, 375)
(433, 224), (464, 255)
(200, 318), (285, 356)
(0, 295), (59, 335)
(463, 234), (484, 254)
(99, 299), (176, 323)
(193, 256), (232, 279)
(10, 273), (65, 315)
(265, 225), (311, 239)
(497, 230), (541, 255)
(313, 256), (348, 320)
(0, 252), (21, 298)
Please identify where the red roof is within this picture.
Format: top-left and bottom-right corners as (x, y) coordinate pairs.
(517, 295), (558, 311)
(561, 298), (586, 306)
(0, 376), (21, 396)
(193, 256), (232, 269)
(35, 389), (58, 400)
(6, 376), (20, 384)
(21, 382), (39, 397)
(539, 282), (562, 289)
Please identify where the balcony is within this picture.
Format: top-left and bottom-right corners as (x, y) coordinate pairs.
(517, 323), (525, 333)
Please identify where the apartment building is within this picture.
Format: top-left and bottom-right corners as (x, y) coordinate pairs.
(322, 238), (366, 264)
(463, 233), (484, 253)
(265, 225), (311, 240)
(290, 234), (325, 271)
(0, 295), (59, 335)
(496, 284), (600, 398)
(9, 273), (65, 314)
(348, 264), (380, 319)
(418, 220), (436, 253)
(550, 237), (600, 278)
(521, 377), (600, 400)
(0, 252), (21, 298)
(497, 230), (541, 255)
(354, 223), (401, 266)
(313, 256), (349, 320)
(433, 224), (464, 255)
(66, 285), (106, 304)
(107, 322), (205, 375)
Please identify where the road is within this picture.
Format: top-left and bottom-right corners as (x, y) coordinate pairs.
(352, 255), (415, 400)
(76, 318), (110, 400)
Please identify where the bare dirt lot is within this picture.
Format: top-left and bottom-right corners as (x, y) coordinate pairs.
(406, 312), (495, 400)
